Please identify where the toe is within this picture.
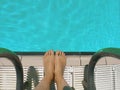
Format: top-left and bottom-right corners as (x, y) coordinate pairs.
(56, 51), (60, 55)
(60, 51), (64, 56)
(62, 52), (65, 56)
(48, 50), (51, 55)
(44, 51), (49, 56)
(44, 50), (52, 56)
(59, 51), (62, 55)
(56, 51), (64, 56)
(50, 50), (54, 55)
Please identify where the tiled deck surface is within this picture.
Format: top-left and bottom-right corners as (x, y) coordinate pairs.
(1, 55), (120, 66)
(0, 55), (120, 90)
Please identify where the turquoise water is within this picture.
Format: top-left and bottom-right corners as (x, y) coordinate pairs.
(0, 0), (120, 52)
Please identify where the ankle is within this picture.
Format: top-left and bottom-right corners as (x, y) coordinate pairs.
(55, 71), (64, 78)
(44, 74), (53, 83)
(42, 77), (51, 84)
(55, 75), (64, 83)
(55, 77), (69, 89)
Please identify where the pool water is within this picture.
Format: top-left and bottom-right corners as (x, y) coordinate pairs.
(0, 0), (120, 52)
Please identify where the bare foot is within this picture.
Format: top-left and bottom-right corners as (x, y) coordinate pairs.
(43, 50), (55, 82)
(55, 51), (66, 81)
(34, 50), (55, 90)
(54, 51), (68, 90)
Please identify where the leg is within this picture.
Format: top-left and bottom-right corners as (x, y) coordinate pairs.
(55, 51), (72, 90)
(34, 50), (55, 90)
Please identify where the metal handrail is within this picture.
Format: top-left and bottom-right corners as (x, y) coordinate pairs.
(0, 48), (24, 90)
(83, 47), (120, 90)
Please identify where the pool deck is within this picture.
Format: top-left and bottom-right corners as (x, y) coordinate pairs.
(1, 54), (120, 66)
(0, 54), (120, 90)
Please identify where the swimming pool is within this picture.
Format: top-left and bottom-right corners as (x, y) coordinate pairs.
(0, 0), (120, 52)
